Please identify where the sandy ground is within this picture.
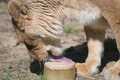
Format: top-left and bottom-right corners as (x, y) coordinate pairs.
(0, 1), (119, 80)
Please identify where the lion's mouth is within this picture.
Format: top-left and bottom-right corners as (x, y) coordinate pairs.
(48, 57), (72, 62)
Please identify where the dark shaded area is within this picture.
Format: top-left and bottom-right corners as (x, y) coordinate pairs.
(65, 43), (88, 63)
(30, 60), (44, 75)
(100, 39), (119, 71)
(30, 38), (119, 75)
(65, 38), (119, 72)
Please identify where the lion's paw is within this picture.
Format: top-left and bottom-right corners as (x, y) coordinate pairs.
(29, 48), (48, 61)
(75, 63), (99, 77)
(104, 67), (120, 80)
(35, 50), (48, 61)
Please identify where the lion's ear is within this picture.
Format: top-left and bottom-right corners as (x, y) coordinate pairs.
(8, 0), (29, 21)
(8, 0), (32, 30)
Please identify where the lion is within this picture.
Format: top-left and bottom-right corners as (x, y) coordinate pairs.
(8, 0), (120, 80)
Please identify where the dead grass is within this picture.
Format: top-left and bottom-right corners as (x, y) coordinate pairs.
(0, 72), (12, 80)
(39, 75), (47, 80)
(64, 23), (79, 35)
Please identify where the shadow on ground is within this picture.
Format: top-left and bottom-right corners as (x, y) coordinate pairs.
(30, 38), (119, 75)
(30, 60), (44, 75)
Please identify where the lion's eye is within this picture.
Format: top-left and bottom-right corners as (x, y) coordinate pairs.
(19, 10), (26, 15)
(16, 7), (27, 17)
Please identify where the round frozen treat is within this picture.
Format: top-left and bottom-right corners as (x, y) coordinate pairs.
(44, 57), (75, 80)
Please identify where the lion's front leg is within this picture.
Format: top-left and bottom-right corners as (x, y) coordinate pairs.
(76, 26), (106, 77)
(25, 37), (49, 61)
(31, 44), (48, 60)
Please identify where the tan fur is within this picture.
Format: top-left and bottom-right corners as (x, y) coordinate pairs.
(8, 0), (120, 80)
(104, 60), (120, 80)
